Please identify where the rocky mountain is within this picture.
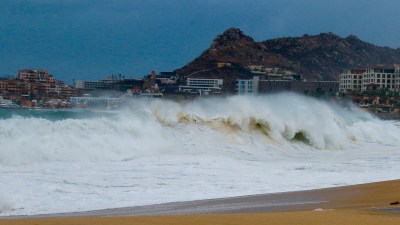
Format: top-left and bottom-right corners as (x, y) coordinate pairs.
(264, 32), (400, 80)
(176, 28), (400, 91)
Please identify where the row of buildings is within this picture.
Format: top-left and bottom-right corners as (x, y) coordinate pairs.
(178, 64), (400, 97)
(73, 71), (177, 93)
(178, 77), (338, 96)
(177, 65), (338, 96)
(236, 77), (338, 96)
(339, 65), (400, 93)
(2, 64), (398, 109)
(0, 70), (76, 106)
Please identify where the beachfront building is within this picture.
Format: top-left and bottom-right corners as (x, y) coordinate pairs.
(339, 65), (400, 93)
(0, 69), (77, 105)
(74, 77), (117, 90)
(259, 80), (338, 94)
(18, 69), (56, 84)
(236, 77), (338, 95)
(0, 78), (31, 100)
(396, 65), (400, 90)
(236, 76), (259, 95)
(339, 68), (364, 92)
(362, 66), (397, 91)
(179, 78), (223, 95)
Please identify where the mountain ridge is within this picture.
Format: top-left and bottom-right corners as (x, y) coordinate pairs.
(175, 28), (400, 89)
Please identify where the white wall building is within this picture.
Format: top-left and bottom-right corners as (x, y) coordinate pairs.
(74, 79), (115, 90)
(339, 65), (400, 93)
(236, 76), (259, 95)
(339, 68), (364, 92)
(179, 78), (223, 95)
(186, 78), (223, 87)
(396, 65), (400, 90)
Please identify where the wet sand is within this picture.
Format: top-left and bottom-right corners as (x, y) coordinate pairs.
(1, 179), (400, 224)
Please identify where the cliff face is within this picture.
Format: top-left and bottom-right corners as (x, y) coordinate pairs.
(176, 28), (400, 85)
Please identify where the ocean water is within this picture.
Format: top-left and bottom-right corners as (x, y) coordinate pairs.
(0, 93), (399, 216)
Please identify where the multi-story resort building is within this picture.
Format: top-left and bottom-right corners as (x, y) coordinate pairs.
(236, 76), (338, 95)
(0, 69), (76, 103)
(179, 78), (223, 95)
(339, 68), (364, 92)
(18, 69), (56, 84)
(237, 76), (259, 95)
(74, 77), (118, 90)
(339, 65), (400, 93)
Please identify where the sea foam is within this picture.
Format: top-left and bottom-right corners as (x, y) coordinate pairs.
(0, 94), (399, 216)
(0, 93), (398, 166)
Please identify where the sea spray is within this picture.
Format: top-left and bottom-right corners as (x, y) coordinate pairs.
(0, 196), (11, 214)
(0, 93), (399, 166)
(1, 94), (400, 216)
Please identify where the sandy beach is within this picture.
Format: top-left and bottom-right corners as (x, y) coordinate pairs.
(1, 179), (399, 225)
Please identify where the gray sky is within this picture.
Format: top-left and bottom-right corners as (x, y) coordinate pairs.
(1, 0), (399, 82)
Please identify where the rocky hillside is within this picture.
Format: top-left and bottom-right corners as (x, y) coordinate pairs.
(176, 28), (400, 88)
(264, 33), (400, 80)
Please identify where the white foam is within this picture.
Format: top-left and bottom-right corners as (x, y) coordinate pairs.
(0, 94), (399, 215)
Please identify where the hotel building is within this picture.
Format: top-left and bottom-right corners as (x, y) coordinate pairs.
(179, 78), (223, 95)
(339, 65), (400, 93)
(236, 76), (338, 95)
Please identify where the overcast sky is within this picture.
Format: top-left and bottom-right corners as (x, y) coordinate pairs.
(1, 0), (399, 82)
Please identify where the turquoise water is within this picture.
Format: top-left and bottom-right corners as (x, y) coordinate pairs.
(0, 108), (115, 121)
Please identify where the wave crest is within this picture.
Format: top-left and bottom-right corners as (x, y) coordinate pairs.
(1, 93), (399, 165)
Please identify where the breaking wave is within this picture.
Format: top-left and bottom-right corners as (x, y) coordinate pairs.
(1, 93), (399, 166)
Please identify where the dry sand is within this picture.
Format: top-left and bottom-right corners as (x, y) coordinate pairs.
(1, 179), (400, 225)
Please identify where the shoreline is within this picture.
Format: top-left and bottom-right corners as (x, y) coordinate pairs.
(1, 179), (400, 224)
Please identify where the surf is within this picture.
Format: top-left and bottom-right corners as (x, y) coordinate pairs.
(0, 93), (399, 166)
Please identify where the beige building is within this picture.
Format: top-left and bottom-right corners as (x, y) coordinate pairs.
(339, 68), (364, 92)
(339, 65), (400, 93)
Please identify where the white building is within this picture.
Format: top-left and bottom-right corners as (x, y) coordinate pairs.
(187, 78), (223, 87)
(236, 76), (259, 95)
(339, 68), (364, 92)
(179, 78), (223, 95)
(74, 77), (117, 90)
(396, 65), (400, 90)
(339, 65), (400, 93)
